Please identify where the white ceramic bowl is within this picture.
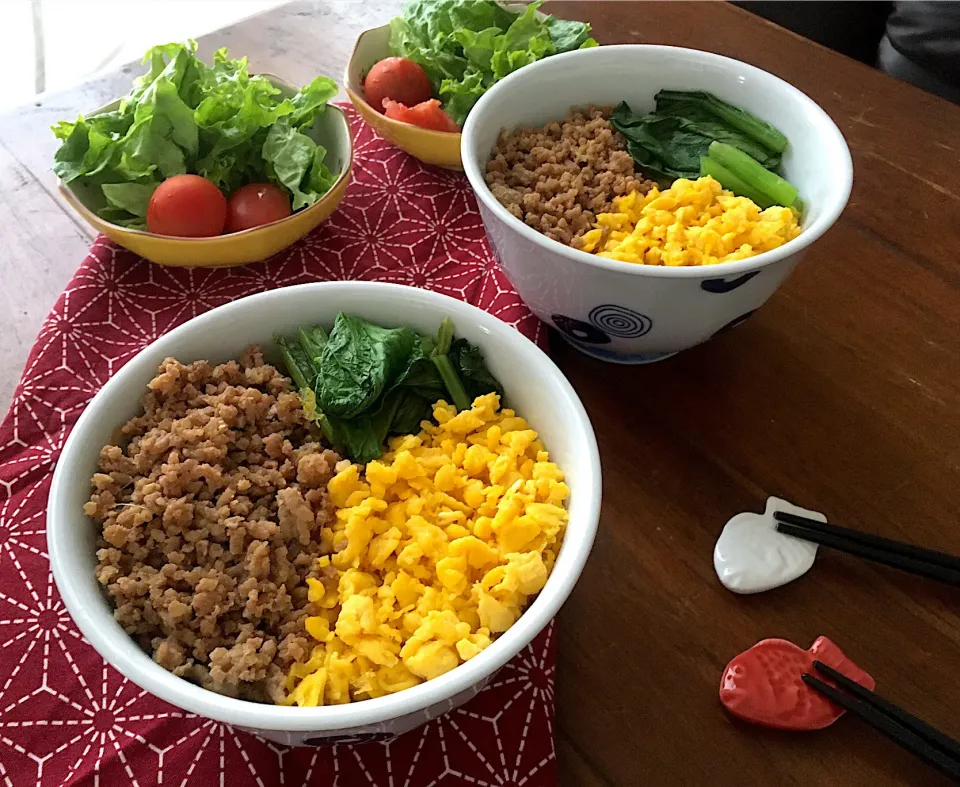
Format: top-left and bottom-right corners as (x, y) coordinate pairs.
(461, 45), (853, 363)
(47, 282), (600, 746)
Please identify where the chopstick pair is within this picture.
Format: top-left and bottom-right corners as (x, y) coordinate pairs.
(773, 511), (960, 586)
(803, 661), (960, 780)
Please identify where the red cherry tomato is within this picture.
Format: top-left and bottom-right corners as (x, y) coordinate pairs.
(719, 636), (876, 731)
(224, 183), (292, 233)
(383, 99), (460, 133)
(146, 175), (227, 237)
(363, 57), (433, 113)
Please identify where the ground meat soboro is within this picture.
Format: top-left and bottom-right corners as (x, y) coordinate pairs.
(87, 348), (343, 703)
(484, 106), (656, 248)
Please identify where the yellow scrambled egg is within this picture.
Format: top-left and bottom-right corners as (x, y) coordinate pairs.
(580, 176), (802, 266)
(282, 393), (569, 707)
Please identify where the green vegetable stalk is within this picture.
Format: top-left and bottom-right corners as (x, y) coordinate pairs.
(431, 317), (471, 411)
(705, 141), (799, 208)
(275, 335), (313, 391)
(699, 157), (776, 210)
(276, 331), (339, 445)
(297, 326), (328, 370)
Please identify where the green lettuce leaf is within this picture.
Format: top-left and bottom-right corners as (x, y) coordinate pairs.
(451, 26), (499, 73)
(262, 117), (335, 210)
(290, 76), (339, 129)
(489, 2), (554, 81)
(98, 207), (148, 229)
(388, 16), (468, 90)
(305, 145), (337, 197)
(52, 120), (96, 182)
(128, 75), (199, 176)
(439, 68), (488, 127)
(388, 0), (595, 126)
(547, 17), (595, 52)
(51, 40), (338, 227)
(101, 182), (159, 217)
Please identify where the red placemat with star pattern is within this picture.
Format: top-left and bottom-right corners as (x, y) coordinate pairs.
(0, 106), (557, 786)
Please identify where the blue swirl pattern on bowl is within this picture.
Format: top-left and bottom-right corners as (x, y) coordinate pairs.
(587, 304), (652, 338)
(551, 305), (670, 363)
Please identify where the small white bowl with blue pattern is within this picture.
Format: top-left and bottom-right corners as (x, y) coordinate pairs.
(461, 45), (852, 364)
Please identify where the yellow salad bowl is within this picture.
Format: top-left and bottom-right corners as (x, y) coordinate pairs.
(345, 25), (462, 171)
(58, 76), (353, 268)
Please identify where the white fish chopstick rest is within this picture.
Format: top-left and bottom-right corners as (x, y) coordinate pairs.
(714, 497), (826, 594)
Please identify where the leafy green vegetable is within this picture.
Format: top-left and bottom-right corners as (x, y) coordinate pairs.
(611, 90), (800, 208)
(97, 207), (153, 228)
(262, 118), (333, 210)
(100, 182), (159, 218)
(655, 90), (788, 153)
(450, 338), (505, 401)
(546, 17), (597, 52)
(289, 76), (339, 129)
(652, 97), (780, 170)
(276, 334), (315, 391)
(388, 0), (596, 126)
(277, 313), (503, 463)
(611, 100), (782, 184)
(335, 414), (385, 466)
(611, 107), (710, 183)
(52, 40), (339, 228)
(318, 314), (420, 419)
(488, 2), (554, 81)
(390, 391), (433, 435)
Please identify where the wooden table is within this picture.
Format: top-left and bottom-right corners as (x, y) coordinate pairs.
(2, 2), (959, 785)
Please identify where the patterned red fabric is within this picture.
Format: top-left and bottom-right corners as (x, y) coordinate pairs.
(0, 106), (557, 786)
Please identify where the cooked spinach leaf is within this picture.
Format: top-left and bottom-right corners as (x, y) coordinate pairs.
(276, 312), (503, 463)
(317, 314), (419, 418)
(391, 391), (433, 435)
(275, 334), (314, 391)
(654, 90), (788, 153)
(451, 338), (505, 401)
(611, 100), (782, 185)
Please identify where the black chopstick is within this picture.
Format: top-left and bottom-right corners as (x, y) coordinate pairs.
(774, 511), (960, 572)
(773, 513), (960, 587)
(812, 661), (960, 762)
(801, 668), (960, 780)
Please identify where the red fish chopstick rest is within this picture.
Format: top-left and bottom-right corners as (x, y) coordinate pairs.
(720, 636), (875, 730)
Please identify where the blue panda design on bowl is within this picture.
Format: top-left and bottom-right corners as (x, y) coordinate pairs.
(551, 314), (611, 344)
